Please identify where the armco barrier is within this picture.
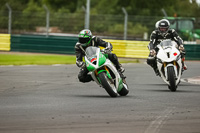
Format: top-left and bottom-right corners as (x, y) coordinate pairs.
(104, 39), (149, 58)
(0, 34), (11, 51)
(11, 35), (78, 54)
(185, 44), (200, 60)
(0, 34), (199, 60)
(104, 39), (200, 60)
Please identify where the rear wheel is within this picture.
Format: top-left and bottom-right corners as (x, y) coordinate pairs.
(118, 79), (129, 96)
(98, 72), (118, 97)
(167, 66), (177, 92)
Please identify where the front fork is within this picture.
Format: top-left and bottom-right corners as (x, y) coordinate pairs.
(95, 66), (112, 82)
(95, 66), (110, 77)
(164, 61), (178, 80)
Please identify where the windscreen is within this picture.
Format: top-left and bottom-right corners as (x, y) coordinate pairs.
(85, 46), (98, 58)
(160, 40), (173, 49)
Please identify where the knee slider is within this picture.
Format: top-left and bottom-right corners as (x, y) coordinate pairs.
(78, 73), (85, 82)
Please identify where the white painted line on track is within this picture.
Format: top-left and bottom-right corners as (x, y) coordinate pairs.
(181, 76), (200, 85)
(0, 65), (14, 67)
(144, 107), (175, 133)
(0, 65), (38, 67)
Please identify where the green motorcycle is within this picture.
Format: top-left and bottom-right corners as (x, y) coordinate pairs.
(84, 46), (129, 97)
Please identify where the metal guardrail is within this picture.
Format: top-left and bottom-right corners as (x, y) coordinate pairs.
(0, 34), (199, 60)
(10, 34), (77, 54)
(104, 39), (149, 58)
(0, 34), (10, 51)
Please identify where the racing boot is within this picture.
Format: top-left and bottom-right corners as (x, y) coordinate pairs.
(183, 64), (187, 70)
(116, 64), (126, 79)
(182, 57), (187, 71)
(119, 71), (126, 79)
(108, 53), (125, 78)
(118, 64), (125, 73)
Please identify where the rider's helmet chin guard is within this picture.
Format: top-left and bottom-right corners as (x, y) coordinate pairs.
(158, 19), (170, 37)
(78, 29), (92, 47)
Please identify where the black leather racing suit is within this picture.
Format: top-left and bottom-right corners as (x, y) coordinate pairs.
(147, 29), (184, 71)
(75, 36), (122, 83)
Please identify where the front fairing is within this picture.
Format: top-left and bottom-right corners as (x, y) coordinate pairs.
(156, 40), (182, 86)
(156, 40), (180, 62)
(85, 46), (123, 90)
(85, 46), (106, 71)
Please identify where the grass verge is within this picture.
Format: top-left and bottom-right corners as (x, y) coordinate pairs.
(0, 52), (139, 65)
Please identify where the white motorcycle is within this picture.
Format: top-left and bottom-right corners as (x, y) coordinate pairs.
(156, 40), (183, 91)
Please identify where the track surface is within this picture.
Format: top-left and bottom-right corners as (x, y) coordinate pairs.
(0, 61), (200, 133)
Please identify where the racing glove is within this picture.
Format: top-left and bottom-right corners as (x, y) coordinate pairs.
(104, 42), (112, 53)
(104, 43), (113, 53)
(179, 45), (185, 51)
(179, 45), (186, 55)
(105, 47), (112, 53)
(150, 49), (156, 56)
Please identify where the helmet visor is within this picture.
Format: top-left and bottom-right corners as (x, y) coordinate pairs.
(79, 37), (90, 44)
(159, 27), (168, 33)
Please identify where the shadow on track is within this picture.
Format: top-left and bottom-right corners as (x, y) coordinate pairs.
(72, 95), (111, 98)
(143, 83), (200, 93)
(144, 83), (200, 87)
(71, 94), (133, 98)
(147, 89), (198, 93)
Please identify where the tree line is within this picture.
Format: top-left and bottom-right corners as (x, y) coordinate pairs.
(0, 0), (200, 39)
(0, 0), (199, 17)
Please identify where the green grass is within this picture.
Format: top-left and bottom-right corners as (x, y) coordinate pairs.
(0, 54), (76, 65)
(0, 53), (139, 65)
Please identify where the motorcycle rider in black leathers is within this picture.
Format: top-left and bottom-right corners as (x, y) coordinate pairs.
(147, 19), (187, 76)
(75, 29), (125, 83)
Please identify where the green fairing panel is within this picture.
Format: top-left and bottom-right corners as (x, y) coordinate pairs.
(86, 62), (95, 71)
(103, 53), (108, 58)
(98, 52), (106, 66)
(117, 78), (123, 92)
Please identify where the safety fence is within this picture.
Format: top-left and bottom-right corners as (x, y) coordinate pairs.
(1, 6), (200, 41)
(0, 10), (162, 40)
(0, 34), (200, 60)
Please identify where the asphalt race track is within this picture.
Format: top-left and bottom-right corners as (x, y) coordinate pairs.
(0, 61), (200, 133)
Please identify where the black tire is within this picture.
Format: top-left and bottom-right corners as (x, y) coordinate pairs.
(167, 66), (177, 92)
(98, 72), (118, 97)
(118, 79), (129, 96)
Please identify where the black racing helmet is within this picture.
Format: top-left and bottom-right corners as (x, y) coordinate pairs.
(158, 19), (170, 36)
(78, 29), (92, 46)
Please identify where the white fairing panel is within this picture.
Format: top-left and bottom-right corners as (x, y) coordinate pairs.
(156, 40), (182, 86)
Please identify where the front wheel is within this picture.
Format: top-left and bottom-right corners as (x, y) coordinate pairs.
(167, 66), (177, 92)
(98, 72), (118, 97)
